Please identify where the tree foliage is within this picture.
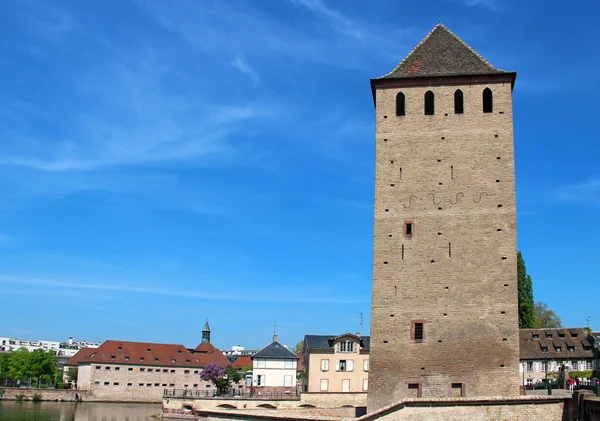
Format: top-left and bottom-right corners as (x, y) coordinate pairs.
(533, 302), (563, 328)
(0, 348), (58, 387)
(200, 363), (242, 396)
(293, 340), (303, 356)
(517, 251), (535, 328)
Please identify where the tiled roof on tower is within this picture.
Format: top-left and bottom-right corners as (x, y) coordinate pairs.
(375, 24), (510, 80)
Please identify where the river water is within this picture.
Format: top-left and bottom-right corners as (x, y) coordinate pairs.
(0, 401), (163, 421)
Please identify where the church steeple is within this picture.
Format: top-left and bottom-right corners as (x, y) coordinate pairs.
(202, 319), (211, 343)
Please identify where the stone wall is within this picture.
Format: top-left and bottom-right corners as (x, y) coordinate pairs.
(300, 392), (366, 408)
(369, 78), (521, 411)
(0, 387), (87, 401)
(80, 361), (214, 402)
(358, 396), (567, 421)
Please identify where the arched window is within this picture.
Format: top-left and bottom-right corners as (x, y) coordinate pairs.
(424, 91), (434, 115)
(454, 90), (464, 114)
(396, 92), (405, 116)
(483, 88), (493, 113)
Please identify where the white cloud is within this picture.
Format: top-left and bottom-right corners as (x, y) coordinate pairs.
(0, 275), (366, 304)
(464, 0), (501, 10)
(231, 55), (260, 88)
(556, 177), (600, 205)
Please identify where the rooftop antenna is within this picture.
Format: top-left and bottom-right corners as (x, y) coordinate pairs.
(359, 312), (363, 335)
(585, 316), (591, 329)
(274, 320), (277, 335)
(438, 17), (441, 24)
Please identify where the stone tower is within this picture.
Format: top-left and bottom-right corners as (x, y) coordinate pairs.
(202, 319), (211, 344)
(368, 25), (520, 412)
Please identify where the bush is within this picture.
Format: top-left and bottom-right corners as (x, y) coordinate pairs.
(0, 388), (4, 398)
(15, 393), (27, 402)
(32, 393), (42, 402)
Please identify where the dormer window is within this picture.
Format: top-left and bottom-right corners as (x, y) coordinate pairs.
(546, 333), (552, 338)
(140, 357), (145, 362)
(171, 359), (176, 363)
(568, 346), (575, 352)
(541, 347), (548, 353)
(339, 341), (355, 353)
(532, 333), (539, 339)
(147, 348), (151, 352)
(555, 346), (561, 352)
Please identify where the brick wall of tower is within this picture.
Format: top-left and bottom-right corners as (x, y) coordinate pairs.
(367, 81), (521, 412)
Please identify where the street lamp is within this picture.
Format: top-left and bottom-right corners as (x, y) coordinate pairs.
(543, 349), (551, 396)
(594, 337), (599, 398)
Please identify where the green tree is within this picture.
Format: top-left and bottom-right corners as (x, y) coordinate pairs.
(533, 302), (563, 328)
(225, 366), (242, 385)
(65, 367), (78, 383)
(29, 349), (57, 387)
(517, 251), (535, 328)
(241, 364), (253, 374)
(293, 340), (303, 356)
(7, 348), (32, 385)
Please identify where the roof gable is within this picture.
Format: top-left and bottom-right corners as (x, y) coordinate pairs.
(252, 341), (298, 360)
(376, 24), (509, 80)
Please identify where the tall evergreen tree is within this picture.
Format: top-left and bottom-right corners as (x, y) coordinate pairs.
(517, 251), (535, 328)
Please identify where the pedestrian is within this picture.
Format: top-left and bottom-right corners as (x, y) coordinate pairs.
(569, 377), (574, 393)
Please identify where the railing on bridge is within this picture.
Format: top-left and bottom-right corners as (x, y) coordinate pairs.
(163, 389), (300, 400)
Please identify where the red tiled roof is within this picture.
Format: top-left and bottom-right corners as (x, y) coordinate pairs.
(68, 340), (230, 368)
(191, 342), (230, 367)
(232, 356), (252, 370)
(194, 342), (215, 352)
(64, 347), (97, 366)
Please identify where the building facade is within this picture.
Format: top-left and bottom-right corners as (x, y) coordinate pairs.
(251, 335), (298, 393)
(303, 334), (370, 393)
(368, 24), (520, 411)
(520, 328), (597, 386)
(67, 337), (231, 402)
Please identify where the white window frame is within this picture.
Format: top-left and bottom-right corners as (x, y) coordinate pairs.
(363, 379), (368, 391)
(347, 359), (354, 372)
(256, 358), (266, 369)
(284, 375), (292, 387)
(363, 359), (369, 372)
(341, 379), (350, 392)
(320, 379), (328, 391)
(321, 359), (329, 372)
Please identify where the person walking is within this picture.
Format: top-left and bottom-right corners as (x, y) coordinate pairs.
(569, 377), (575, 393)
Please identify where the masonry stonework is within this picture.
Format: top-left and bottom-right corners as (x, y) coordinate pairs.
(368, 25), (521, 412)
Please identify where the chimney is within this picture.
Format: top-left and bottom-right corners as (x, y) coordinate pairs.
(356, 332), (361, 337)
(273, 334), (278, 342)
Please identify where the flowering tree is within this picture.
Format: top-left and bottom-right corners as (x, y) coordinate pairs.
(200, 363), (228, 395)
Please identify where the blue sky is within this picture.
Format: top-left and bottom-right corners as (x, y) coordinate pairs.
(0, 0), (598, 350)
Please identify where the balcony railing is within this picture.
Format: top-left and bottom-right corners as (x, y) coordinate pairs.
(163, 389), (300, 400)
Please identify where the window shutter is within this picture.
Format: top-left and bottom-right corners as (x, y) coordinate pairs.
(364, 359), (369, 371)
(335, 360), (340, 371)
(347, 360), (354, 371)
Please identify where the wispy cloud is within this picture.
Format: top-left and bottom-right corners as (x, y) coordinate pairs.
(231, 55), (260, 88)
(556, 177), (600, 205)
(290, 0), (370, 41)
(0, 275), (366, 304)
(464, 0), (501, 10)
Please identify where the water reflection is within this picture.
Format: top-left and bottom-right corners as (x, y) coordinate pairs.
(0, 401), (162, 421)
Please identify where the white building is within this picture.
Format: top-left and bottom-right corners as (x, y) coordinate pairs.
(251, 335), (298, 394)
(0, 336), (101, 356)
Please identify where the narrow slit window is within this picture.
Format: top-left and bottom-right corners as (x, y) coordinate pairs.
(454, 89), (464, 114)
(396, 92), (405, 116)
(424, 91), (434, 115)
(483, 88), (493, 113)
(448, 242), (451, 258)
(404, 222), (413, 237)
(399, 168), (402, 180)
(450, 165), (454, 180)
(401, 244), (404, 260)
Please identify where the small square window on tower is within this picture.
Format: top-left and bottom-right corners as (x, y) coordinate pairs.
(404, 221), (414, 238)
